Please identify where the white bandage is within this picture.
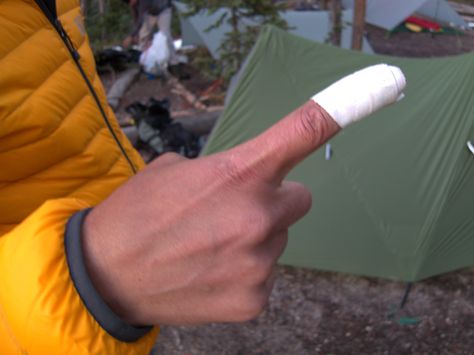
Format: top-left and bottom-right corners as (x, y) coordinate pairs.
(312, 64), (406, 128)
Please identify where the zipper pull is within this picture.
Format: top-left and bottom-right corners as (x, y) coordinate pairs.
(55, 19), (81, 61)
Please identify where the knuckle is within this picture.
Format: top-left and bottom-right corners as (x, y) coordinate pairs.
(272, 233), (289, 257)
(253, 209), (274, 236)
(242, 255), (274, 284)
(296, 184), (313, 213)
(238, 292), (268, 321)
(226, 267), (275, 322)
(282, 182), (313, 224)
(243, 209), (274, 243)
(213, 153), (263, 187)
(213, 155), (247, 186)
(295, 106), (320, 144)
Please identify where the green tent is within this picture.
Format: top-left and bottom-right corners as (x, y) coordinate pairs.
(202, 26), (474, 282)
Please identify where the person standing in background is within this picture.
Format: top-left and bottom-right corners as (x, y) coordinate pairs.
(124, 0), (179, 66)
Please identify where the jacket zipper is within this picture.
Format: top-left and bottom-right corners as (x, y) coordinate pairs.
(54, 19), (81, 61)
(34, 0), (137, 174)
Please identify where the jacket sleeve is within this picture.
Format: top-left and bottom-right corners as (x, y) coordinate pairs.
(0, 198), (159, 355)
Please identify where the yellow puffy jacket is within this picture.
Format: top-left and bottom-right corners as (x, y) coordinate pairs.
(0, 0), (158, 353)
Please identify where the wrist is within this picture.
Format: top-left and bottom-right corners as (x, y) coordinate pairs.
(65, 209), (153, 341)
(81, 208), (132, 320)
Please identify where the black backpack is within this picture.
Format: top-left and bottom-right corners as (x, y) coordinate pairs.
(147, 0), (171, 16)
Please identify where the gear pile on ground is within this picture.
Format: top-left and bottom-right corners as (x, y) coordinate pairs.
(95, 46), (141, 73)
(126, 98), (202, 160)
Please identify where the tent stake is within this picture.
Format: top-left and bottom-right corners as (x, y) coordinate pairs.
(400, 282), (413, 309)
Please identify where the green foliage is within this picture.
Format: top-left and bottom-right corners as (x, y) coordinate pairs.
(181, 0), (288, 79)
(85, 0), (133, 50)
(188, 47), (223, 81)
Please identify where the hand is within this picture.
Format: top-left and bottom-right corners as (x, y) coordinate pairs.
(82, 64), (406, 326)
(82, 101), (340, 326)
(122, 36), (133, 48)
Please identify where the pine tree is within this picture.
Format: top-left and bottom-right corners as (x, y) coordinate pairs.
(181, 0), (288, 79)
(84, 0), (133, 49)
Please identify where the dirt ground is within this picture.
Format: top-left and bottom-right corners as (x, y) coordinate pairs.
(152, 266), (474, 355)
(107, 22), (474, 355)
(103, 65), (215, 124)
(119, 77), (474, 354)
(366, 25), (474, 57)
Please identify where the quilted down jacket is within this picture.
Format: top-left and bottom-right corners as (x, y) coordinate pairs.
(0, 0), (158, 353)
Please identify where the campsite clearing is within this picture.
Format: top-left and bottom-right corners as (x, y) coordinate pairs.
(153, 266), (474, 354)
(106, 13), (474, 353)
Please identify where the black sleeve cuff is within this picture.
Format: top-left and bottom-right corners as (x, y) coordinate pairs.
(65, 209), (153, 343)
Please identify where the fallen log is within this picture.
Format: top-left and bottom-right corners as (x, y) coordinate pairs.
(171, 106), (224, 119)
(107, 67), (141, 110)
(167, 76), (208, 110)
(174, 110), (222, 136)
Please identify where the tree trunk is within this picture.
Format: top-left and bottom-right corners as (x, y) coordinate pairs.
(98, 0), (106, 47)
(81, 0), (88, 16)
(351, 0), (366, 51)
(330, 0), (342, 47)
(230, 7), (243, 69)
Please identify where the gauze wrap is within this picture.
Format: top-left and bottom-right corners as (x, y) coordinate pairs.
(312, 64), (406, 128)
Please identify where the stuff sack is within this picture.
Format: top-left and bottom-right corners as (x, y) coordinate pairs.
(139, 31), (170, 74)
